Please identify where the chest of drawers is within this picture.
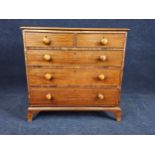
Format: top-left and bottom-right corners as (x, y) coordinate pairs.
(21, 27), (129, 122)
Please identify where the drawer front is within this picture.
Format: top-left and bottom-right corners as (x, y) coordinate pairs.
(26, 50), (123, 67)
(27, 67), (121, 86)
(77, 33), (125, 48)
(29, 87), (119, 106)
(24, 32), (74, 47)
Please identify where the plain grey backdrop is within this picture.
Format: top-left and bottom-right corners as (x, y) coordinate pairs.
(0, 19), (155, 134)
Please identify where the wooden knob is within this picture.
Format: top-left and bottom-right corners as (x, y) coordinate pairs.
(44, 73), (53, 80)
(43, 54), (51, 61)
(97, 94), (104, 100)
(101, 38), (108, 45)
(42, 36), (51, 45)
(98, 74), (105, 80)
(46, 93), (53, 100)
(99, 55), (107, 61)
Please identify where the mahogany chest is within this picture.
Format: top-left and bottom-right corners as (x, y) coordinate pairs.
(21, 27), (129, 122)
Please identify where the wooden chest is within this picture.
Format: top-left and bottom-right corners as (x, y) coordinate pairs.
(21, 27), (129, 122)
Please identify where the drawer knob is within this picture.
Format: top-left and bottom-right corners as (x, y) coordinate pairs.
(44, 73), (53, 80)
(101, 38), (108, 45)
(99, 55), (107, 61)
(43, 54), (51, 61)
(98, 74), (105, 80)
(46, 93), (53, 100)
(97, 94), (104, 100)
(43, 36), (51, 45)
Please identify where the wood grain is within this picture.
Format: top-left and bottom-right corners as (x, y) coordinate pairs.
(27, 67), (121, 86)
(77, 33), (125, 48)
(26, 50), (123, 67)
(24, 32), (74, 47)
(21, 27), (128, 122)
(29, 87), (119, 106)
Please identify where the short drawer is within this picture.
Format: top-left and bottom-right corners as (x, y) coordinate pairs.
(77, 33), (126, 48)
(27, 67), (121, 86)
(24, 32), (74, 47)
(29, 87), (119, 106)
(26, 50), (123, 67)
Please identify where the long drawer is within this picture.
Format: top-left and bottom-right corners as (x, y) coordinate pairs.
(26, 50), (123, 67)
(29, 87), (119, 107)
(27, 67), (121, 86)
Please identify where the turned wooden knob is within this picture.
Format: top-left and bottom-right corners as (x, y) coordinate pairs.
(43, 54), (51, 61)
(98, 74), (105, 80)
(100, 38), (108, 45)
(46, 93), (53, 100)
(99, 55), (107, 61)
(44, 73), (53, 80)
(97, 94), (104, 100)
(42, 36), (51, 45)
